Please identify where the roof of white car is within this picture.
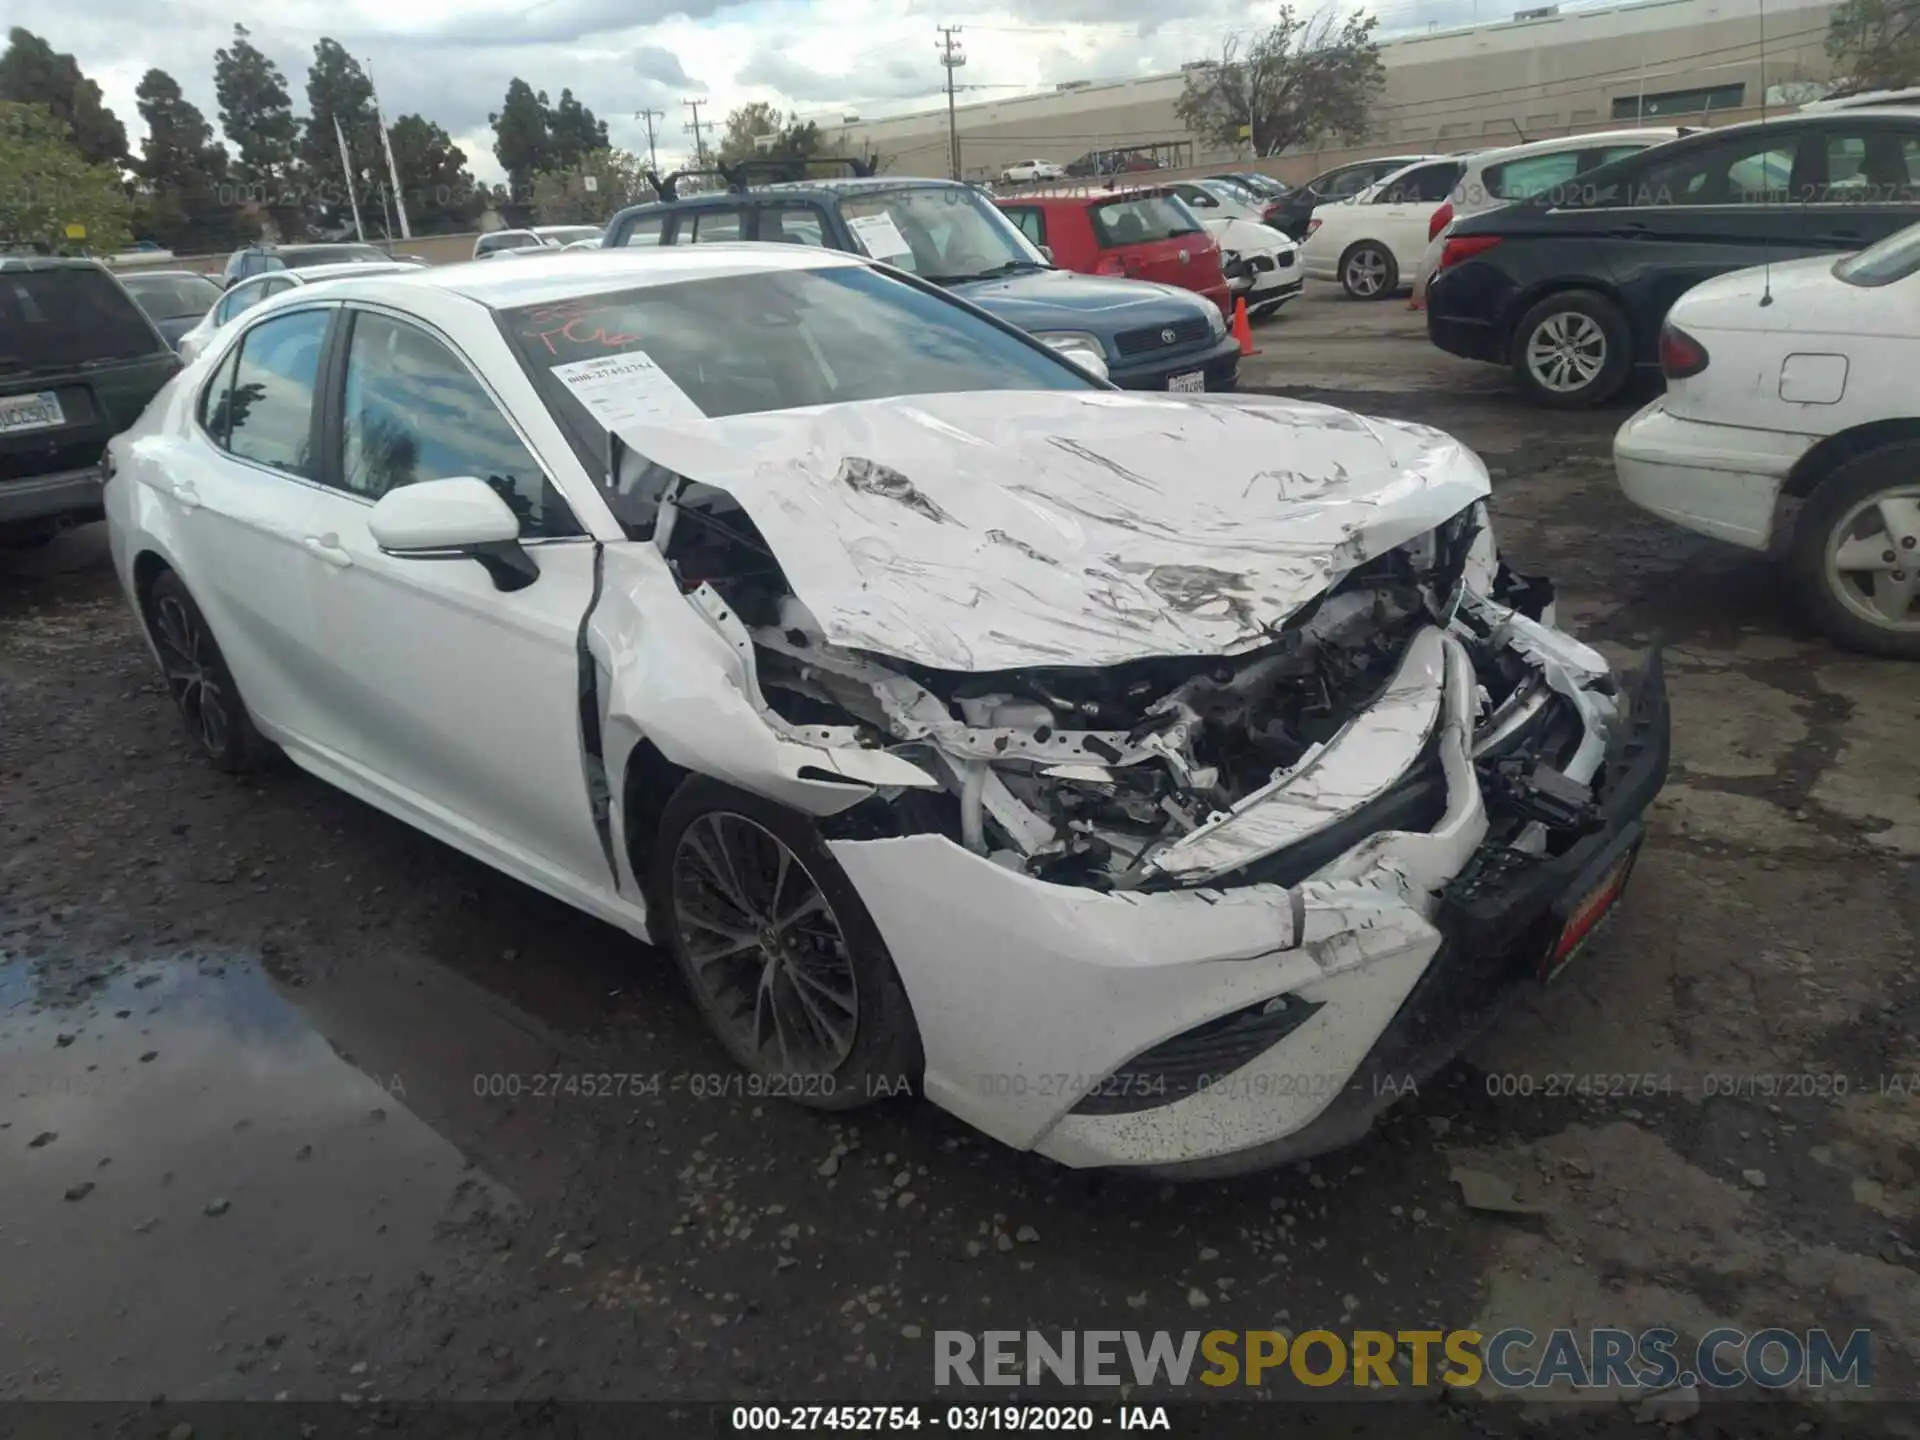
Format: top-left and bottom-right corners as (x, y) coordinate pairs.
(1463, 127), (1682, 167)
(284, 260), (427, 284)
(325, 244), (866, 310)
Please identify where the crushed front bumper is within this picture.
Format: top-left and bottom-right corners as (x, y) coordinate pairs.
(828, 616), (1669, 1174)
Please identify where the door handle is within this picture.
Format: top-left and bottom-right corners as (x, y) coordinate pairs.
(171, 478), (201, 511)
(302, 534), (354, 569)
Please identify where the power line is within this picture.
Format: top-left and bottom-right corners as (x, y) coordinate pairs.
(634, 108), (665, 172)
(682, 97), (711, 167)
(937, 25), (967, 181)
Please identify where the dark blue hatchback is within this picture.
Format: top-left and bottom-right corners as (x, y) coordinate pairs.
(602, 171), (1241, 393)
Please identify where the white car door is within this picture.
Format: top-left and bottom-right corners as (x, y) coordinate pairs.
(150, 303), (334, 733)
(1360, 161), (1464, 277)
(291, 304), (613, 889)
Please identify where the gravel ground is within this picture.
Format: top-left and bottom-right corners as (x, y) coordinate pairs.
(1, 290), (1915, 1431)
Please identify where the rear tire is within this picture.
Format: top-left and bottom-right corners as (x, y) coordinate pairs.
(1789, 445), (1920, 659)
(143, 569), (269, 773)
(1339, 242), (1398, 300)
(1510, 290), (1632, 408)
(650, 776), (924, 1110)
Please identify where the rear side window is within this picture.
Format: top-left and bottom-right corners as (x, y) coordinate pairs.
(1621, 135), (1797, 206)
(1318, 166), (1377, 199)
(759, 207), (827, 246)
(621, 215), (666, 247)
(221, 308), (330, 478)
(1090, 195), (1202, 247)
(1377, 163), (1463, 203)
(1484, 151), (1583, 201)
(688, 209), (742, 243)
(0, 266), (165, 369)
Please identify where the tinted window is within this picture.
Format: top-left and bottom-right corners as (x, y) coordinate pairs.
(759, 207), (827, 246)
(1175, 184), (1220, 209)
(1318, 165), (1378, 199)
(339, 312), (578, 536)
(0, 266), (165, 369)
(1818, 127), (1920, 202)
(1002, 206), (1047, 246)
(121, 273), (223, 322)
(199, 344), (242, 445)
(621, 215), (666, 247)
(1377, 163), (1462, 203)
(1619, 135), (1799, 206)
(223, 308), (329, 477)
(689, 209), (743, 243)
(503, 266), (1094, 508)
(1090, 194), (1203, 246)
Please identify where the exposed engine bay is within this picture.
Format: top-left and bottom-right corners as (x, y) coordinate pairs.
(659, 481), (1600, 892)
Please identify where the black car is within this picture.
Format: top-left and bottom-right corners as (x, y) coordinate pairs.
(219, 242), (396, 287)
(117, 269), (224, 351)
(1, 258), (178, 545)
(1425, 110), (1920, 406)
(603, 165), (1241, 393)
(1063, 149), (1164, 178)
(1266, 154), (1440, 239)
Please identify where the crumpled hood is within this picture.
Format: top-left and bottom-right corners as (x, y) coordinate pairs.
(627, 390), (1488, 671)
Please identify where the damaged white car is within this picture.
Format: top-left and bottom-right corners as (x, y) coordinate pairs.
(104, 246), (1669, 1177)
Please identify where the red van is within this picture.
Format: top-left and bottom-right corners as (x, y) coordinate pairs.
(997, 188), (1233, 316)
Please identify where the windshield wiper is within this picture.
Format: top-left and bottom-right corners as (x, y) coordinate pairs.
(924, 259), (1049, 283)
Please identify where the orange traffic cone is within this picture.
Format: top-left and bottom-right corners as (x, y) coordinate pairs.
(1231, 296), (1260, 357)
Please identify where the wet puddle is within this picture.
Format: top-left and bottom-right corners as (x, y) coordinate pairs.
(0, 931), (516, 1399)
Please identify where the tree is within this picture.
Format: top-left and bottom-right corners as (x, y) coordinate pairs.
(531, 148), (645, 223)
(213, 24), (298, 227)
(547, 89), (609, 171)
(297, 38), (384, 235)
(0, 27), (127, 169)
(133, 68), (248, 252)
(1826, 0), (1920, 90)
(714, 102), (841, 177)
(491, 79), (552, 200)
(0, 102), (132, 254)
(1176, 10), (1384, 160)
(386, 114), (482, 233)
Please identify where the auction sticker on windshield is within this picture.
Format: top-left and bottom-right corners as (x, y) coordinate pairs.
(846, 212), (914, 265)
(0, 392), (66, 434)
(550, 353), (705, 430)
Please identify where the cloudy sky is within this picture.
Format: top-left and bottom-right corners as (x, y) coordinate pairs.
(20, 0), (1484, 181)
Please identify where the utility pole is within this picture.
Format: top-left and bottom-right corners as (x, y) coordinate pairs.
(936, 25), (965, 181)
(634, 108), (665, 172)
(682, 97), (711, 167)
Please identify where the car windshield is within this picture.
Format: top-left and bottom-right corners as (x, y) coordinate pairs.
(502, 264), (1094, 520)
(121, 273), (223, 321)
(0, 265), (165, 372)
(1090, 193), (1205, 246)
(1834, 222), (1920, 285)
(835, 186), (1048, 282)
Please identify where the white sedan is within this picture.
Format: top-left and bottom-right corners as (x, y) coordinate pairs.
(105, 245), (1667, 1176)
(174, 260), (426, 364)
(1302, 157), (1464, 300)
(1001, 159), (1065, 184)
(1615, 225), (1920, 659)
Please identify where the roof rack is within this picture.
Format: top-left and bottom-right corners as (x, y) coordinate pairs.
(644, 154), (878, 202)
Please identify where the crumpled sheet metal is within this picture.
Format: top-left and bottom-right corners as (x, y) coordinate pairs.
(625, 390), (1490, 672)
(1147, 626), (1447, 880)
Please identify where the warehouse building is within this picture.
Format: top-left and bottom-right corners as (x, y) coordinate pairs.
(824, 0), (1841, 182)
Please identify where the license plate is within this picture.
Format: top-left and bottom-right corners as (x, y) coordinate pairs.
(1168, 371), (1205, 393)
(1541, 844), (1638, 982)
(0, 391), (65, 434)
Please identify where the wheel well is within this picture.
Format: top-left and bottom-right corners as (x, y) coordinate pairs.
(1782, 419), (1920, 501)
(1505, 279), (1634, 357)
(131, 550), (171, 612)
(621, 738), (689, 885)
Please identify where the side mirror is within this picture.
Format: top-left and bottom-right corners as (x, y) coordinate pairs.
(368, 477), (539, 591)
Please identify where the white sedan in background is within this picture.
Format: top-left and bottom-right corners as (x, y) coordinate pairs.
(1615, 224), (1920, 658)
(1001, 158), (1065, 184)
(1301, 156), (1467, 300)
(104, 246), (1665, 1177)
(1163, 181), (1302, 317)
(173, 260), (427, 364)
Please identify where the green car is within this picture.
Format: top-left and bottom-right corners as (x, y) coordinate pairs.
(1, 257), (179, 545)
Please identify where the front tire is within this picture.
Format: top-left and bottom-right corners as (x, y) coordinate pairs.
(1790, 446), (1920, 659)
(651, 777), (923, 1109)
(143, 569), (268, 773)
(1339, 242), (1397, 300)
(1510, 290), (1632, 408)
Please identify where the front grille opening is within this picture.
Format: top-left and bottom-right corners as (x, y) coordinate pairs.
(1113, 317), (1211, 358)
(1070, 993), (1325, 1116)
